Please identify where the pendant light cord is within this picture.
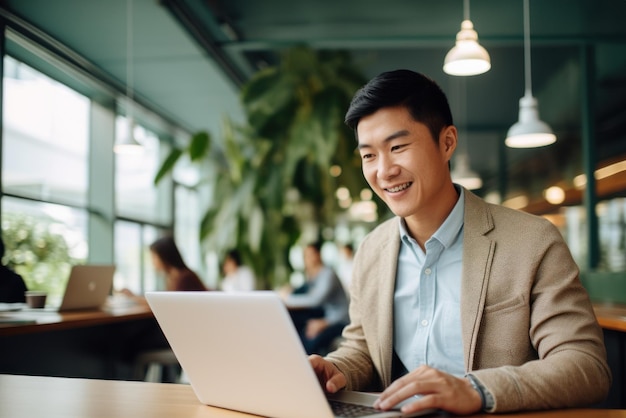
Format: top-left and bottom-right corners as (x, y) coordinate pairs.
(523, 0), (532, 96)
(464, 0), (470, 21)
(126, 0), (134, 120)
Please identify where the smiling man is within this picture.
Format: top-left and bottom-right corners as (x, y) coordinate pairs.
(308, 69), (610, 415)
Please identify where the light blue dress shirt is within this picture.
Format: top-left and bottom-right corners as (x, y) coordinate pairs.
(394, 186), (465, 377)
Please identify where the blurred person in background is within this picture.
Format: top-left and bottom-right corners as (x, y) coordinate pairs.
(149, 235), (207, 292)
(336, 243), (354, 295)
(220, 249), (256, 292)
(0, 235), (27, 303)
(281, 241), (349, 355)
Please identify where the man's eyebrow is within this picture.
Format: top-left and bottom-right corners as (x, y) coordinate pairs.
(356, 129), (410, 150)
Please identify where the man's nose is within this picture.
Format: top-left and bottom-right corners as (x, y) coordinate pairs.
(377, 155), (399, 179)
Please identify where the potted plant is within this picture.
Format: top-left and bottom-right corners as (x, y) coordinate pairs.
(155, 46), (379, 288)
(2, 212), (76, 300)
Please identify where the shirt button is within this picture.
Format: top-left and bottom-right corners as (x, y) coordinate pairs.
(421, 319), (428, 326)
(424, 268), (432, 275)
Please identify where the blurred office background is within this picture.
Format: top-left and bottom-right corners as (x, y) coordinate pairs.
(1, 0), (625, 295)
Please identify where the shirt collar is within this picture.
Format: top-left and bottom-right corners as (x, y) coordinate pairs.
(398, 185), (465, 249)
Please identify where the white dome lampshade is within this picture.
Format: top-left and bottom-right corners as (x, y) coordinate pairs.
(444, 20), (491, 76)
(505, 93), (556, 148)
(114, 117), (143, 155)
(451, 153), (483, 190)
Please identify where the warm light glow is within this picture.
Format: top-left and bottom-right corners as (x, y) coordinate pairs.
(349, 201), (378, 222)
(335, 187), (350, 201)
(503, 195), (529, 210)
(338, 197), (352, 209)
(595, 160), (626, 180)
(329, 165), (342, 177)
(451, 153), (482, 190)
(453, 176), (483, 190)
(544, 186), (565, 205)
(484, 191), (501, 204)
(505, 132), (556, 148)
(114, 117), (143, 155)
(113, 142), (144, 155)
(573, 159), (626, 190)
(573, 174), (586, 189)
(360, 188), (373, 201)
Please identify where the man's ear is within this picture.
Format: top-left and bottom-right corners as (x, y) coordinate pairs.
(441, 125), (457, 157)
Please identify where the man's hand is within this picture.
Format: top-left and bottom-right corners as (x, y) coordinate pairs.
(308, 354), (347, 393)
(373, 365), (482, 415)
(305, 318), (329, 339)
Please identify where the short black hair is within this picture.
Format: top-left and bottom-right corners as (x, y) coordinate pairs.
(306, 241), (323, 254)
(344, 69), (453, 143)
(226, 249), (242, 266)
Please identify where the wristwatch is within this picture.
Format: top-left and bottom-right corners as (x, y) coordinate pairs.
(467, 374), (495, 412)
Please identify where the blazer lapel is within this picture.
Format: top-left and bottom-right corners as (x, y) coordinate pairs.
(461, 190), (496, 372)
(374, 218), (401, 387)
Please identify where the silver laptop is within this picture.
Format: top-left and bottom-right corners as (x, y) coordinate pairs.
(146, 291), (435, 418)
(37, 264), (115, 312)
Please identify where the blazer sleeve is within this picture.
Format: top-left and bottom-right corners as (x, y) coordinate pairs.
(468, 212), (611, 412)
(325, 219), (399, 392)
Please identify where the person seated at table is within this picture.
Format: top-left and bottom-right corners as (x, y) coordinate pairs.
(122, 235), (208, 302)
(123, 235), (207, 382)
(0, 236), (28, 303)
(149, 235), (208, 292)
(220, 249), (256, 292)
(308, 69), (611, 415)
(281, 241), (349, 355)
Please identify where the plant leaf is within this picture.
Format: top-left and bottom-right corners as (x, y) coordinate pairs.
(154, 148), (183, 185)
(188, 131), (211, 162)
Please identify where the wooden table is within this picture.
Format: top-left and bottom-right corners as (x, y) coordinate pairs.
(0, 374), (624, 418)
(593, 303), (626, 333)
(593, 302), (626, 409)
(0, 298), (153, 336)
(0, 299), (160, 380)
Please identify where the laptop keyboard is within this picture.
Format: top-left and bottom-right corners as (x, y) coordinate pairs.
(329, 399), (388, 417)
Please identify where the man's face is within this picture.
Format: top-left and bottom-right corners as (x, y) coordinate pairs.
(356, 106), (456, 221)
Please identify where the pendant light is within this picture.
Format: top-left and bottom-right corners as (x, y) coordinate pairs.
(443, 0), (491, 76)
(114, 0), (143, 155)
(452, 152), (483, 190)
(450, 78), (482, 190)
(505, 0), (556, 148)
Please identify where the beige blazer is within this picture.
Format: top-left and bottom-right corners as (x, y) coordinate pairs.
(327, 189), (611, 412)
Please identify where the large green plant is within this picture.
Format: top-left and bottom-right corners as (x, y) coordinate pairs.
(155, 46), (371, 288)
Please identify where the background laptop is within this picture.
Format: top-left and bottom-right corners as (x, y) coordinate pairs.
(146, 291), (434, 418)
(38, 264), (115, 312)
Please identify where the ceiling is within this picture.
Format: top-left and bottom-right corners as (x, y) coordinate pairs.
(1, 0), (626, 203)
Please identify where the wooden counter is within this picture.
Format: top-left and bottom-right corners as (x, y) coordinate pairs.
(1, 374), (624, 418)
(593, 303), (626, 333)
(0, 299), (161, 380)
(0, 300), (153, 336)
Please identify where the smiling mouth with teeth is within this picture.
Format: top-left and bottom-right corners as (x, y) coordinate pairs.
(385, 182), (412, 193)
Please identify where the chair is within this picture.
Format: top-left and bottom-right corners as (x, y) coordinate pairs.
(133, 348), (181, 383)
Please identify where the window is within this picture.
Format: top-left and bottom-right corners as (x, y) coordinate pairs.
(115, 117), (171, 224)
(2, 56), (89, 206)
(598, 198), (626, 272)
(1, 197), (87, 301)
(2, 56), (90, 299)
(113, 221), (163, 294)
